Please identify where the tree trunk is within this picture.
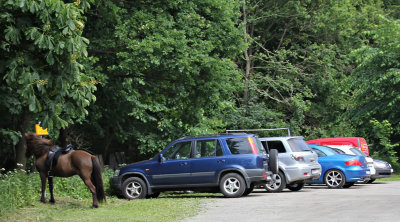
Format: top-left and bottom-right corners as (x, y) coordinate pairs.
(243, 2), (251, 106)
(103, 127), (113, 165)
(58, 128), (68, 148)
(15, 107), (31, 170)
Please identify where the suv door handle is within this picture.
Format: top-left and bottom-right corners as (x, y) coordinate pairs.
(217, 159), (226, 164)
(180, 162), (188, 166)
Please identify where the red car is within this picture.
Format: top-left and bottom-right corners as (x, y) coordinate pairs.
(306, 137), (370, 156)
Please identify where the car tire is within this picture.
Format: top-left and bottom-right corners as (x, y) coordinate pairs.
(269, 149), (279, 174)
(265, 170), (286, 193)
(367, 179), (375, 184)
(324, 169), (346, 189)
(242, 184), (255, 196)
(343, 182), (355, 188)
(219, 173), (246, 198)
(146, 192), (160, 199)
(122, 177), (147, 200)
(286, 182), (305, 191)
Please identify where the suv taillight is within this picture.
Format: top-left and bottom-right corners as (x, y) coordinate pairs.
(248, 137), (258, 154)
(345, 159), (363, 166)
(291, 154), (304, 161)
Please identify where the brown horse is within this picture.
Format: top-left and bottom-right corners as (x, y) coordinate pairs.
(25, 132), (105, 208)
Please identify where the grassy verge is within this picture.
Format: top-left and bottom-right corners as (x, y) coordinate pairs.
(1, 193), (214, 222)
(0, 169), (218, 222)
(376, 174), (400, 181)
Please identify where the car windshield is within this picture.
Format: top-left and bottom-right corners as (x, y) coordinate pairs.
(350, 147), (367, 156)
(287, 138), (312, 152)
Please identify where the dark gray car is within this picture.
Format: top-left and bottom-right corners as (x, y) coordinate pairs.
(369, 159), (393, 183)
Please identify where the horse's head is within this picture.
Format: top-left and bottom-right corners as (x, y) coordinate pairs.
(25, 132), (53, 158)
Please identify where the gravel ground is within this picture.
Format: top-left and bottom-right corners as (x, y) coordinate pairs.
(181, 181), (400, 222)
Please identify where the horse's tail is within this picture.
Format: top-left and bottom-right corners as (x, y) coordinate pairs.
(91, 156), (106, 202)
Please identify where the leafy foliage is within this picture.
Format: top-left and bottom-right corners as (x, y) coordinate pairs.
(80, 0), (244, 161)
(0, 0), (399, 170)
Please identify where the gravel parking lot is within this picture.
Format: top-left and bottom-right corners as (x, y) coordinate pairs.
(183, 181), (400, 222)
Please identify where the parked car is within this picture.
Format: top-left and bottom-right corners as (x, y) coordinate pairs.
(369, 159), (394, 183)
(226, 128), (321, 192)
(325, 145), (393, 183)
(307, 144), (371, 188)
(322, 145), (376, 177)
(110, 133), (278, 199)
(259, 136), (321, 192)
(306, 137), (370, 156)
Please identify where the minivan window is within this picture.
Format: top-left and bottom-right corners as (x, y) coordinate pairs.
(287, 138), (311, 152)
(265, 141), (286, 153)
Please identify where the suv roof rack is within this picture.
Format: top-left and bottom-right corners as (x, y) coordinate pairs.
(226, 128), (291, 137)
(179, 133), (249, 140)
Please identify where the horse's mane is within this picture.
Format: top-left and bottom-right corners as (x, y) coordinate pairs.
(25, 132), (53, 158)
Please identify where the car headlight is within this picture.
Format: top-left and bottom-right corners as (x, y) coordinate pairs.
(113, 169), (120, 177)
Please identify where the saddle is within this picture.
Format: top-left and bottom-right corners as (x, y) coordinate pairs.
(46, 144), (74, 177)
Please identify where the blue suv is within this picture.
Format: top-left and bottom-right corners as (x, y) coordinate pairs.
(110, 133), (278, 199)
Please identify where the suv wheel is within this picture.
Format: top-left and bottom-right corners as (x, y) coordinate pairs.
(242, 184), (255, 196)
(269, 149), (279, 174)
(219, 173), (246, 198)
(122, 177), (147, 200)
(287, 182), (305, 191)
(265, 171), (286, 193)
(146, 192), (160, 199)
(324, 169), (346, 189)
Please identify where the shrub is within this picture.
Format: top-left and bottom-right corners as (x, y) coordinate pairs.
(0, 168), (114, 216)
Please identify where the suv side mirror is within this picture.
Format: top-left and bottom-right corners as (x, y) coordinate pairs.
(159, 154), (165, 163)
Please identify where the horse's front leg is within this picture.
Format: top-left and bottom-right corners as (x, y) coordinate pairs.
(48, 176), (55, 203)
(39, 172), (47, 203)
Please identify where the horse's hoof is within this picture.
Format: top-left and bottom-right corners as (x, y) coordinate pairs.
(91, 205), (98, 209)
(50, 199), (55, 204)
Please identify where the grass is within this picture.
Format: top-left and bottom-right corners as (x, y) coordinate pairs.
(0, 169), (219, 222)
(376, 174), (400, 181)
(1, 192), (220, 222)
(1, 168), (398, 222)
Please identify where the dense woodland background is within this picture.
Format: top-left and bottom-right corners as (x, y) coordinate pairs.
(1, 0), (400, 171)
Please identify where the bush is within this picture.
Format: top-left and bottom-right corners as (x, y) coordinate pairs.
(0, 169), (40, 215)
(0, 168), (114, 216)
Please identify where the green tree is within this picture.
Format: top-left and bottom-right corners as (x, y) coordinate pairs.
(0, 0), (98, 169)
(348, 16), (400, 167)
(233, 0), (385, 138)
(80, 0), (244, 162)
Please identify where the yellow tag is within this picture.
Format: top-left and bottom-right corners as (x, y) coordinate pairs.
(35, 124), (49, 135)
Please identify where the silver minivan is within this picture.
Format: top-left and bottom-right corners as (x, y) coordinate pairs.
(260, 136), (321, 192)
(227, 129), (321, 192)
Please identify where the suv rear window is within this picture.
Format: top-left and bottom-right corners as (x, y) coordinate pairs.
(287, 138), (312, 152)
(226, 137), (262, 154)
